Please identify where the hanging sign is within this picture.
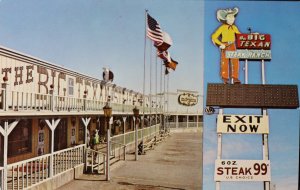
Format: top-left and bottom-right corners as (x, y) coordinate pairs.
(37, 128), (45, 156)
(178, 93), (198, 106)
(214, 159), (271, 181)
(217, 114), (269, 134)
(226, 50), (271, 60)
(236, 34), (271, 50)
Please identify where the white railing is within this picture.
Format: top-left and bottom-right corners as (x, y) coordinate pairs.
(52, 144), (85, 176)
(7, 154), (50, 190)
(1, 124), (161, 190)
(8, 91), (52, 111)
(168, 121), (203, 128)
(111, 124), (160, 146)
(85, 149), (106, 174)
(0, 88), (163, 114)
(110, 141), (127, 161)
(4, 144), (85, 190)
(0, 166), (4, 190)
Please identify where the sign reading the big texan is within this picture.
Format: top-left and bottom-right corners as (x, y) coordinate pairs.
(178, 93), (198, 106)
(236, 34), (271, 50)
(225, 33), (272, 60)
(215, 160), (271, 182)
(217, 114), (269, 134)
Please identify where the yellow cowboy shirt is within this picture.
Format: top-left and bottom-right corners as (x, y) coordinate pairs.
(211, 24), (240, 46)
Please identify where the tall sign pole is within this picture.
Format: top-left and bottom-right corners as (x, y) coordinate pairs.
(208, 7), (299, 190)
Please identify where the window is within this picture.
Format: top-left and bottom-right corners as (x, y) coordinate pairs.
(8, 119), (32, 157)
(68, 78), (74, 96)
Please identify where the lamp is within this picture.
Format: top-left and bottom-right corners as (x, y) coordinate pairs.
(133, 106), (139, 118)
(132, 106), (139, 160)
(103, 103), (112, 118)
(103, 102), (112, 181)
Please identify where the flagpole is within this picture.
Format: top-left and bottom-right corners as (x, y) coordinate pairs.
(167, 73), (169, 133)
(142, 9), (148, 154)
(148, 40), (153, 150)
(150, 40), (153, 123)
(155, 51), (158, 138)
(160, 60), (163, 133)
(163, 67), (166, 133)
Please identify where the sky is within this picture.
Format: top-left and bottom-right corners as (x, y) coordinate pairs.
(204, 1), (300, 190)
(0, 0), (204, 97)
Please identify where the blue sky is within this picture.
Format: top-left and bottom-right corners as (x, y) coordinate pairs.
(204, 1), (299, 190)
(0, 0), (204, 96)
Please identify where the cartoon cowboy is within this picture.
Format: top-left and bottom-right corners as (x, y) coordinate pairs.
(211, 7), (241, 84)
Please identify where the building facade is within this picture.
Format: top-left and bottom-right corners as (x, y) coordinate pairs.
(0, 46), (202, 189)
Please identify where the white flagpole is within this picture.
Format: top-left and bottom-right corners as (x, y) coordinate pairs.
(167, 73), (169, 132)
(163, 67), (166, 132)
(142, 9), (148, 155)
(155, 52), (158, 137)
(160, 60), (163, 132)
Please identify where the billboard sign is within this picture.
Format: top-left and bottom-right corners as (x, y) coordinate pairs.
(206, 83), (299, 109)
(236, 34), (271, 50)
(215, 159), (271, 181)
(217, 114), (269, 134)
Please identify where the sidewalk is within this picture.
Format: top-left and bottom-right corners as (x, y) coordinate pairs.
(58, 129), (202, 190)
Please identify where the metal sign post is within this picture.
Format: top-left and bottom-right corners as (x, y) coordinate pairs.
(261, 59), (270, 190)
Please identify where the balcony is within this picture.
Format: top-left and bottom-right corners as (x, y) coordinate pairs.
(0, 88), (162, 116)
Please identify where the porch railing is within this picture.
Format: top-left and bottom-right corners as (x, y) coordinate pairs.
(168, 122), (203, 128)
(0, 88), (162, 114)
(111, 124), (160, 145)
(0, 124), (160, 190)
(0, 166), (4, 190)
(52, 144), (85, 176)
(110, 141), (127, 161)
(4, 144), (85, 190)
(85, 149), (106, 174)
(7, 154), (50, 190)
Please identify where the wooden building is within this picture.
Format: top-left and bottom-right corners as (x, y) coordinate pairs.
(0, 46), (163, 190)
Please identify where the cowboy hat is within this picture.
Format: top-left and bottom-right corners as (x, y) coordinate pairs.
(217, 7), (239, 22)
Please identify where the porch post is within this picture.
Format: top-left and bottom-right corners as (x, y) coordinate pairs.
(106, 117), (113, 181)
(2, 125), (8, 190)
(45, 118), (61, 178)
(186, 115), (189, 128)
(0, 120), (19, 190)
(122, 117), (127, 145)
(133, 117), (138, 161)
(81, 117), (91, 147)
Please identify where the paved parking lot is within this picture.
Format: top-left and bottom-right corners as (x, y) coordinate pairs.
(58, 128), (202, 190)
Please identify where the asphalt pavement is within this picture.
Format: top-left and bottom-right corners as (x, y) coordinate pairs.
(57, 128), (202, 190)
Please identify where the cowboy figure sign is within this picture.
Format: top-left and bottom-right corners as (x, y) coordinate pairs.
(212, 7), (241, 84)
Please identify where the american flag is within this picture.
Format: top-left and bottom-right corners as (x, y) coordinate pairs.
(147, 13), (163, 46)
